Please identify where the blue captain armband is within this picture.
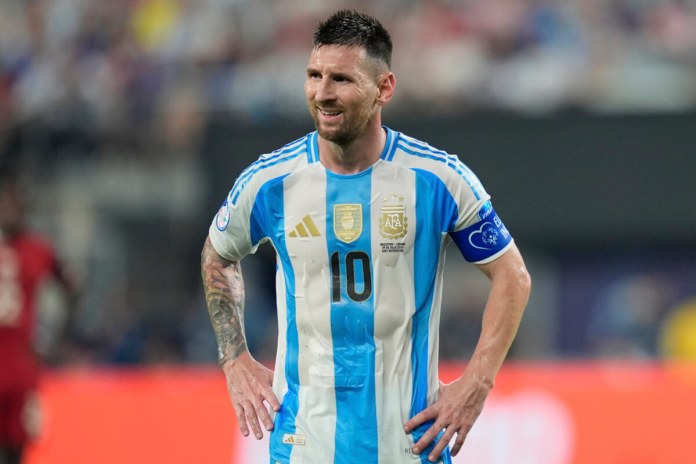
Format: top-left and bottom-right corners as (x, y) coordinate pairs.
(451, 203), (513, 263)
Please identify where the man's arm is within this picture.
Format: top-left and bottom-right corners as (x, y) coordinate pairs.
(45, 252), (81, 364)
(404, 243), (531, 461)
(201, 236), (248, 364)
(201, 235), (280, 439)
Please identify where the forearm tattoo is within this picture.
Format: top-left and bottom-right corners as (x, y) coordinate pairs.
(201, 237), (247, 365)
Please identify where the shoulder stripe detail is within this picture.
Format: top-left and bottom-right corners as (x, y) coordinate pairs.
(398, 136), (450, 158)
(230, 141), (307, 204)
(305, 131), (319, 164)
(307, 132), (320, 163)
(234, 138), (305, 187)
(274, 135), (307, 154)
(396, 139), (483, 201)
(381, 127), (398, 161)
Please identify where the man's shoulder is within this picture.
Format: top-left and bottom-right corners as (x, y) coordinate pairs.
(248, 133), (317, 178)
(14, 231), (54, 252)
(5, 231), (56, 268)
(388, 130), (460, 176)
(228, 132), (317, 205)
(386, 128), (487, 199)
(253, 132), (316, 166)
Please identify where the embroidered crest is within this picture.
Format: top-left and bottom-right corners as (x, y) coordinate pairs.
(379, 194), (408, 240)
(333, 204), (362, 243)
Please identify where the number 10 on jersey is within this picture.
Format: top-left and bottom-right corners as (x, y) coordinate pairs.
(330, 251), (372, 303)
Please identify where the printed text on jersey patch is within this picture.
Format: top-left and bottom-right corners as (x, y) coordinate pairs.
(379, 194), (407, 253)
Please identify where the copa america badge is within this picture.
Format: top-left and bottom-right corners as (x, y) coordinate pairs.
(216, 200), (231, 231)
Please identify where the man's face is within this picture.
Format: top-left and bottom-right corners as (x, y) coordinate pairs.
(0, 187), (24, 236)
(305, 45), (382, 146)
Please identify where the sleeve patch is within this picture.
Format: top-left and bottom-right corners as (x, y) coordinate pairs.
(215, 199), (231, 231)
(451, 206), (512, 263)
(478, 200), (493, 220)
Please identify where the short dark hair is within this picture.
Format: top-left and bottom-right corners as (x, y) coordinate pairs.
(313, 10), (392, 68)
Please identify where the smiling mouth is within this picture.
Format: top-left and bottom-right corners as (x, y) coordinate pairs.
(318, 108), (342, 117)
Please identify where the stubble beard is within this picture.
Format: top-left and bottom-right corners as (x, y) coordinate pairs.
(310, 102), (376, 147)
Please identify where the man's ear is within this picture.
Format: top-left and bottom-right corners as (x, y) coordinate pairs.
(376, 72), (396, 107)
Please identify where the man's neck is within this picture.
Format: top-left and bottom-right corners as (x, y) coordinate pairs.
(318, 126), (386, 175)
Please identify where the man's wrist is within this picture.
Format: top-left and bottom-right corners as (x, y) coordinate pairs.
(219, 348), (248, 369)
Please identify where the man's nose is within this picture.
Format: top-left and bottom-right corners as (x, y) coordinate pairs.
(315, 78), (335, 102)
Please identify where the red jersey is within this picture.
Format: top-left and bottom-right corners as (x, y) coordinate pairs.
(0, 232), (57, 384)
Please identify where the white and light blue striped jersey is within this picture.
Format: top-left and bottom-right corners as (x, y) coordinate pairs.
(209, 127), (514, 464)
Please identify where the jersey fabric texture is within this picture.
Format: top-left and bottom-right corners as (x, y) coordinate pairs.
(209, 127), (513, 464)
(0, 232), (57, 447)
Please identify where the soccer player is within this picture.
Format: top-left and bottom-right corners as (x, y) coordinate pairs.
(0, 175), (79, 464)
(201, 10), (531, 464)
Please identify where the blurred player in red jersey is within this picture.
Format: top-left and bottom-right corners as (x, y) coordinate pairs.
(0, 175), (79, 464)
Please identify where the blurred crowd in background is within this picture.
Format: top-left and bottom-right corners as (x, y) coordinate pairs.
(1, 0), (696, 366)
(2, 0), (696, 130)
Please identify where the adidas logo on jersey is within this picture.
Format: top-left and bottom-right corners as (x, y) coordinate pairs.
(289, 215), (321, 238)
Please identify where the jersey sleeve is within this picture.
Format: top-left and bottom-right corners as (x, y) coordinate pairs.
(446, 162), (514, 264)
(208, 177), (265, 262)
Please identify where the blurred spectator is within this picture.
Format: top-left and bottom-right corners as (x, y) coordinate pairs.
(0, 174), (80, 464)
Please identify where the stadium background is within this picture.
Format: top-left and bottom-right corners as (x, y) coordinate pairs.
(1, 0), (695, 462)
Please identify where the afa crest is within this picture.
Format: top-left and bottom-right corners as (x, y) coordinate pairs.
(333, 204), (362, 243)
(379, 194), (408, 240)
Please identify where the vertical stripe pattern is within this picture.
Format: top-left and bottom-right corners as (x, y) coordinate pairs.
(263, 179), (301, 463)
(410, 172), (440, 463)
(325, 169), (378, 463)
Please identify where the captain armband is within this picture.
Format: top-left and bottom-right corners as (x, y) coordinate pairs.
(450, 201), (513, 263)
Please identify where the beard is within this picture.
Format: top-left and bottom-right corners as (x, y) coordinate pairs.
(308, 101), (376, 146)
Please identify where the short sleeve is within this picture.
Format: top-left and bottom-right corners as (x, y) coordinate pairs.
(208, 180), (261, 262)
